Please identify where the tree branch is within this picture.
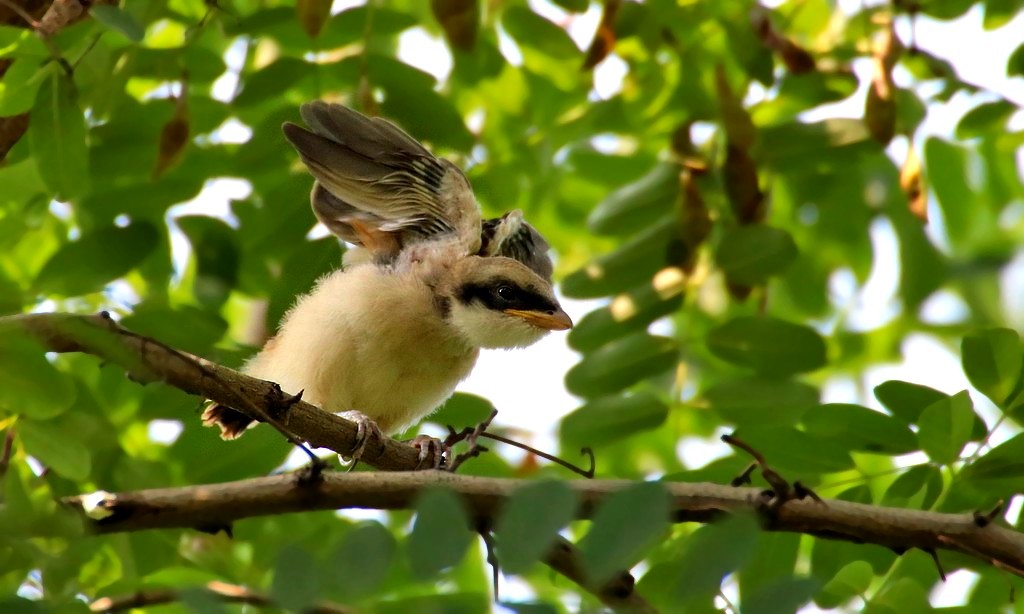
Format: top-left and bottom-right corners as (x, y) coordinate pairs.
(64, 471), (1024, 580)
(2, 312), (434, 471)
(89, 580), (352, 613)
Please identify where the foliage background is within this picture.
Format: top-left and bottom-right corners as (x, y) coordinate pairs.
(2, 0), (1024, 611)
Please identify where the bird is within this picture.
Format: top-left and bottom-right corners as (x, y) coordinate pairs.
(202, 101), (572, 466)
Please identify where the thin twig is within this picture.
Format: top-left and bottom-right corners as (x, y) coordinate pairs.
(481, 433), (596, 478)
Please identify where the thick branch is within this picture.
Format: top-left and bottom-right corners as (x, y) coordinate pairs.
(65, 471), (1024, 577)
(3, 312), (430, 470)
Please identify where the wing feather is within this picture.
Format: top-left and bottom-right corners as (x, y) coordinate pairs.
(283, 102), (480, 260)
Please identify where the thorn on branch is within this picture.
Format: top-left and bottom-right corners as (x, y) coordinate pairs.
(477, 524), (500, 601)
(722, 433), (823, 513)
(974, 500), (1005, 527)
(196, 523), (233, 538)
(296, 457), (327, 486)
(928, 548), (947, 582)
(730, 463), (757, 487)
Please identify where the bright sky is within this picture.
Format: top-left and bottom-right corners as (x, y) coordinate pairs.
(155, 0), (1024, 608)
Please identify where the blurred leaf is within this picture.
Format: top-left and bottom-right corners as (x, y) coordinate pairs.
(20, 417), (91, 481)
(961, 328), (1022, 406)
(581, 481), (669, 585)
(568, 277), (684, 353)
(177, 216), (240, 309)
(408, 487), (473, 579)
(961, 432), (1024, 496)
(956, 100), (1016, 139)
(328, 522), (396, 599)
(428, 393), (496, 429)
(924, 137), (972, 248)
(587, 162), (680, 236)
(34, 223), (159, 297)
(432, 0), (479, 52)
(716, 225), (798, 286)
(296, 0), (332, 38)
(153, 98), (190, 179)
(28, 69), (89, 201)
(495, 480), (577, 573)
(0, 335), (76, 420)
(565, 333), (678, 397)
(917, 390), (975, 465)
(563, 215), (679, 298)
(707, 316), (827, 376)
(704, 376), (818, 426)
(90, 6), (145, 42)
(672, 513), (759, 604)
(742, 577), (819, 614)
(560, 392), (669, 448)
(817, 560), (873, 609)
(270, 544), (320, 610)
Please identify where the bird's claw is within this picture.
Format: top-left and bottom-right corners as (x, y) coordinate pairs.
(407, 435), (448, 470)
(339, 410), (384, 469)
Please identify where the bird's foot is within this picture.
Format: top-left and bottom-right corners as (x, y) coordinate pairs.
(406, 435), (448, 470)
(338, 410), (385, 469)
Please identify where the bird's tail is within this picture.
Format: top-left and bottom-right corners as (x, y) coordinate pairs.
(201, 402), (255, 440)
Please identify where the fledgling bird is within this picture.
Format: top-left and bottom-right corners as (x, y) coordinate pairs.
(202, 102), (572, 464)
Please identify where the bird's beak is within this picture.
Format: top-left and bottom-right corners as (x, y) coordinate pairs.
(504, 308), (573, 331)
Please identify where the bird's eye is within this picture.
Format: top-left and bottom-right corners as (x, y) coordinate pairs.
(496, 286), (515, 301)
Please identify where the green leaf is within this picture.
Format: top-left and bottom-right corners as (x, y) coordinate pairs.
(924, 137), (972, 249)
(587, 162), (680, 236)
(408, 487), (473, 579)
(565, 333), (678, 397)
(34, 223), (159, 296)
(19, 417), (91, 481)
(28, 70), (89, 201)
(874, 380), (947, 424)
(869, 577), (929, 612)
(328, 522), (396, 599)
(881, 465), (943, 510)
(90, 5), (145, 42)
(716, 225), (798, 286)
(961, 432), (1024, 496)
(1009, 41), (1024, 77)
(562, 215), (679, 298)
(559, 392), (669, 448)
(502, 6), (578, 58)
(817, 560), (874, 609)
(581, 481), (669, 585)
(495, 480), (578, 573)
(706, 316), (827, 376)
(733, 426), (854, 474)
(801, 404), (917, 455)
(427, 393), (496, 429)
(742, 577), (820, 614)
(270, 544), (319, 611)
(704, 376), (818, 426)
(961, 328), (1022, 406)
(956, 100), (1017, 139)
(567, 279), (684, 353)
(177, 216), (240, 309)
(0, 335), (76, 419)
(671, 513), (758, 604)
(917, 390), (975, 464)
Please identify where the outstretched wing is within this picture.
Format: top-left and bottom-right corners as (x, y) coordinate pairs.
(479, 210), (553, 281)
(283, 102), (481, 260)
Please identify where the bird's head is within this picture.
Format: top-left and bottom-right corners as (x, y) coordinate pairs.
(446, 256), (572, 349)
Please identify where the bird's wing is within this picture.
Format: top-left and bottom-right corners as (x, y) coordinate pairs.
(283, 102), (481, 260)
(479, 210), (554, 281)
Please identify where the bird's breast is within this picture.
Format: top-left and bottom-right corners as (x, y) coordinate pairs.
(244, 265), (478, 434)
